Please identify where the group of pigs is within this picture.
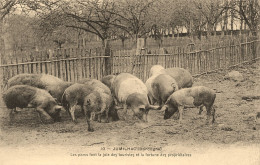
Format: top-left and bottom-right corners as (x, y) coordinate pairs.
(145, 65), (216, 124)
(2, 65), (216, 132)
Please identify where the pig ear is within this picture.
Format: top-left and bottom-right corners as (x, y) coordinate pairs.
(159, 105), (168, 112)
(87, 99), (91, 105)
(171, 83), (178, 91)
(148, 105), (160, 110)
(139, 105), (146, 111)
(55, 105), (63, 112)
(115, 106), (123, 110)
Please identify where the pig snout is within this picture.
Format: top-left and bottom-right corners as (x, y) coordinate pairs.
(49, 105), (63, 122)
(135, 112), (148, 122)
(132, 105), (148, 122)
(160, 105), (178, 120)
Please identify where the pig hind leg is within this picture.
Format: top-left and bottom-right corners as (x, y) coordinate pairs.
(158, 98), (163, 108)
(205, 105), (215, 124)
(9, 109), (16, 124)
(198, 105), (204, 115)
(211, 105), (216, 123)
(148, 94), (156, 105)
(105, 109), (109, 123)
(63, 102), (72, 119)
(122, 104), (128, 120)
(194, 98), (204, 115)
(99, 105), (109, 123)
(69, 105), (78, 123)
(97, 114), (101, 122)
(178, 106), (184, 124)
(90, 112), (96, 121)
(83, 105), (94, 132)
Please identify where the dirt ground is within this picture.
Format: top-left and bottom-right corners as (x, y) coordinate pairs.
(0, 61), (260, 165)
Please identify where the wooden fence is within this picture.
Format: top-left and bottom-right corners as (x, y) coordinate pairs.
(0, 39), (259, 90)
(112, 39), (260, 82)
(0, 47), (108, 89)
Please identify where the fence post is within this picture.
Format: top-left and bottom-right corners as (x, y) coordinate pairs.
(104, 39), (112, 76)
(110, 49), (114, 76)
(30, 53), (34, 74)
(136, 38), (145, 55)
(252, 37), (257, 62)
(49, 49), (54, 75)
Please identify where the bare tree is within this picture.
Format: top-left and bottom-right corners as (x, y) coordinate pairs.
(56, 0), (126, 46)
(0, 0), (17, 20)
(0, 0), (18, 58)
(112, 0), (155, 42)
(0, 0), (61, 56)
(232, 0), (259, 36)
(193, 0), (228, 38)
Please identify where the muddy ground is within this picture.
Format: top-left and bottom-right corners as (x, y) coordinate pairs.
(0, 61), (260, 165)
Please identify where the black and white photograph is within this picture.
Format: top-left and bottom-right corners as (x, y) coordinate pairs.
(0, 0), (259, 164)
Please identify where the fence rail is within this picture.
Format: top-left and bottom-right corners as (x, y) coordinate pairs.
(0, 39), (259, 90)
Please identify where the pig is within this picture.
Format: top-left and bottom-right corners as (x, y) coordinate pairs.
(6, 73), (73, 103)
(164, 67), (193, 89)
(7, 73), (63, 89)
(112, 73), (159, 122)
(159, 86), (216, 124)
(149, 65), (165, 77)
(101, 75), (116, 89)
(146, 66), (192, 105)
(2, 85), (63, 123)
(62, 83), (97, 122)
(83, 88), (114, 130)
(62, 83), (116, 131)
(78, 78), (117, 118)
(77, 78), (111, 95)
(47, 81), (74, 103)
(151, 74), (179, 108)
(146, 65), (166, 104)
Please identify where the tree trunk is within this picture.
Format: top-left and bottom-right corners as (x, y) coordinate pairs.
(134, 34), (138, 47)
(251, 28), (257, 62)
(2, 19), (12, 56)
(240, 18), (243, 35)
(224, 9), (228, 35)
(206, 23), (213, 39)
(231, 9), (234, 36)
(0, 19), (4, 65)
(0, 19), (5, 92)
(121, 39), (125, 49)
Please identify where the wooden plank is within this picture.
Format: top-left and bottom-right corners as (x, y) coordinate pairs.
(76, 48), (81, 80)
(64, 49), (69, 81)
(35, 51), (39, 74)
(72, 48), (77, 82)
(16, 57), (19, 75)
(84, 49), (88, 78)
(97, 49), (101, 79)
(39, 51), (43, 73)
(57, 49), (62, 79)
(89, 49), (92, 78)
(52, 50), (57, 77)
(68, 48), (72, 81)
(21, 57), (25, 73)
(92, 48), (96, 79)
(80, 48), (85, 79)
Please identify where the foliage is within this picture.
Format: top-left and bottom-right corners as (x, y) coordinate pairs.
(0, 0), (259, 53)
